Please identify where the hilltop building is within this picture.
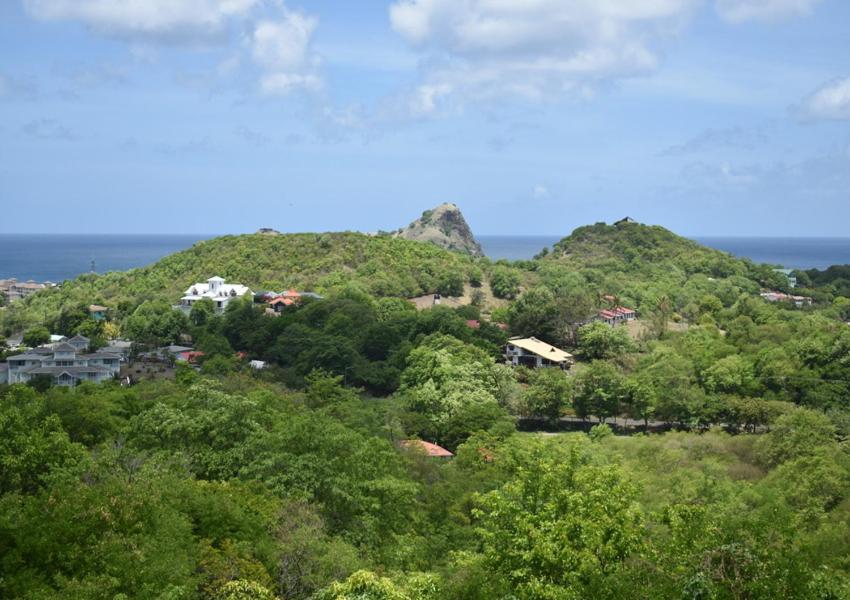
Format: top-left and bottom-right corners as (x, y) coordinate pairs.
(505, 337), (574, 369)
(178, 276), (252, 314)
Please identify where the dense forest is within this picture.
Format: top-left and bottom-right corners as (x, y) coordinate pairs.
(2, 220), (850, 599)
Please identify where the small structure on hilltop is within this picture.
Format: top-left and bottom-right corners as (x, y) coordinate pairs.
(400, 440), (454, 458)
(179, 276), (253, 314)
(594, 306), (637, 327)
(505, 337), (574, 370)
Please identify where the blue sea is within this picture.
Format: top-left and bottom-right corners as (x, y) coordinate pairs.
(1, 234), (849, 282)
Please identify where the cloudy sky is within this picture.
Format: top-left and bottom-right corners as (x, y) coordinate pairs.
(1, 0), (849, 235)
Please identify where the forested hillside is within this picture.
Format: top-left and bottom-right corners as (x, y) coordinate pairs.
(3, 220), (850, 599)
(0, 232), (478, 332)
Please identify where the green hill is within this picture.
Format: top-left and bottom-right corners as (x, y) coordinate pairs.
(530, 220), (792, 317)
(547, 220), (752, 277)
(1, 232), (475, 332)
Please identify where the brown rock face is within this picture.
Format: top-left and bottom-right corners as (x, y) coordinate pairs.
(395, 203), (483, 256)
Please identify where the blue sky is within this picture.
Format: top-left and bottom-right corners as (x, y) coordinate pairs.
(1, 0), (849, 236)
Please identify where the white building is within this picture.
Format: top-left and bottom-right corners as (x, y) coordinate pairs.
(178, 276), (253, 314)
(5, 342), (121, 386)
(505, 337), (574, 369)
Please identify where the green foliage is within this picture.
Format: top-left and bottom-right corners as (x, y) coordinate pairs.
(489, 267), (521, 300)
(2, 232), (477, 332)
(573, 361), (630, 422)
(520, 367), (573, 421)
(577, 321), (635, 359)
(22, 325), (50, 347)
(474, 439), (643, 599)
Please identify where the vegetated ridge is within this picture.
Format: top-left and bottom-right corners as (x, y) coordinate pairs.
(394, 203), (484, 256)
(0, 232), (475, 332)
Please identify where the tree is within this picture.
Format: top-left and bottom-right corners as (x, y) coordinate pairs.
(305, 369), (359, 409)
(122, 301), (187, 346)
(577, 321), (635, 360)
(490, 267), (521, 300)
(757, 409), (838, 467)
(22, 326), (50, 348)
(315, 571), (408, 600)
(703, 355), (755, 396)
(521, 368), (573, 422)
(190, 297), (217, 326)
(573, 361), (629, 423)
(474, 444), (643, 599)
(507, 287), (560, 344)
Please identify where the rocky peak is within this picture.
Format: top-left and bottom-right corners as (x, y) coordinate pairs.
(395, 203), (483, 256)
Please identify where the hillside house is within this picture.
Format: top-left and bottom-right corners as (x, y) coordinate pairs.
(594, 306), (637, 326)
(400, 440), (454, 458)
(505, 337), (574, 369)
(760, 291), (812, 307)
(7, 281), (47, 302)
(179, 276), (252, 314)
(6, 342), (121, 386)
(89, 304), (109, 320)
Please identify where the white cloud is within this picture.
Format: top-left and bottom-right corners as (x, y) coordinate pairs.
(251, 9), (322, 96)
(800, 76), (850, 121)
(252, 14), (316, 72)
(533, 184), (550, 199)
(715, 0), (822, 23)
(260, 72), (321, 95)
(388, 0), (701, 112)
(24, 0), (259, 41)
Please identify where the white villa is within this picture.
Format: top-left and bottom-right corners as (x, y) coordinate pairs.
(178, 276), (253, 314)
(505, 337), (574, 370)
(6, 339), (121, 387)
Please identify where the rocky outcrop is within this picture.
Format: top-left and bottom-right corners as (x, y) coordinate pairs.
(395, 203), (483, 256)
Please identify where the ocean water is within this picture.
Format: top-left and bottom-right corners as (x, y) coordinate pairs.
(1, 234), (849, 283)
(692, 237), (850, 271)
(0, 234), (211, 282)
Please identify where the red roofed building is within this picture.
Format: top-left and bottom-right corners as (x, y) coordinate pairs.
(594, 306), (637, 327)
(399, 440), (454, 458)
(465, 319), (481, 329)
(268, 297), (295, 313)
(177, 351), (205, 364)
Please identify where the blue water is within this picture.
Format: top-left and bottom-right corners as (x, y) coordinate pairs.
(1, 234), (849, 282)
(692, 237), (850, 271)
(0, 234), (212, 282)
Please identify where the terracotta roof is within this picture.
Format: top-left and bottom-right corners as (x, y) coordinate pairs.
(400, 440), (454, 457)
(269, 297), (294, 306)
(465, 319), (481, 329)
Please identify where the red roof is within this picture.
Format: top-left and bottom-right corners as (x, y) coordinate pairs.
(599, 310), (618, 319)
(269, 297), (294, 306)
(282, 288), (301, 298)
(178, 351), (205, 363)
(614, 306), (635, 315)
(400, 440), (454, 458)
(465, 319), (481, 329)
